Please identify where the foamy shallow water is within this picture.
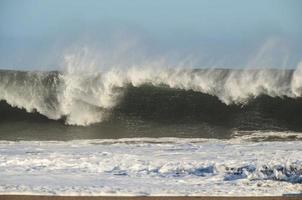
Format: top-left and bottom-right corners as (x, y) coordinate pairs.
(0, 138), (301, 196)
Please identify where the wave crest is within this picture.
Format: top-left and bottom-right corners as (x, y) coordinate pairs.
(1, 63), (302, 126)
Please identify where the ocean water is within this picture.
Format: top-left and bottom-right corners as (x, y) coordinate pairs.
(0, 68), (301, 195)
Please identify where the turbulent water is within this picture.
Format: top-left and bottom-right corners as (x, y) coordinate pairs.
(0, 138), (301, 196)
(0, 66), (302, 195)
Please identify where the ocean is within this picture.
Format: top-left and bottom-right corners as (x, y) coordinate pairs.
(0, 68), (301, 196)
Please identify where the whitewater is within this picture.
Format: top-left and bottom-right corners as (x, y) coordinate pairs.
(0, 137), (301, 196)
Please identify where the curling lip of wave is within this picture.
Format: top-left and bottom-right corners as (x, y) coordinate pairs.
(0, 64), (302, 126)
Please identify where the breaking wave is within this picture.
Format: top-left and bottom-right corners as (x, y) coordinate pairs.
(1, 62), (302, 126)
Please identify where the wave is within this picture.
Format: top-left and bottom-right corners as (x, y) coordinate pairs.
(1, 64), (302, 127)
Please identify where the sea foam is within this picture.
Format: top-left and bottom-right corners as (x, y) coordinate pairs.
(0, 137), (301, 196)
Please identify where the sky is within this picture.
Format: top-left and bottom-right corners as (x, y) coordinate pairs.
(0, 0), (301, 70)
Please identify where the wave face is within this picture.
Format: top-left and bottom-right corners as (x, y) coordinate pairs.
(1, 66), (302, 132)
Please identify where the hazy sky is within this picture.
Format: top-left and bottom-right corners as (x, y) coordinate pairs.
(0, 0), (301, 70)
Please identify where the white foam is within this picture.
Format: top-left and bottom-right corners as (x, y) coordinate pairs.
(232, 131), (302, 141)
(0, 137), (301, 196)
